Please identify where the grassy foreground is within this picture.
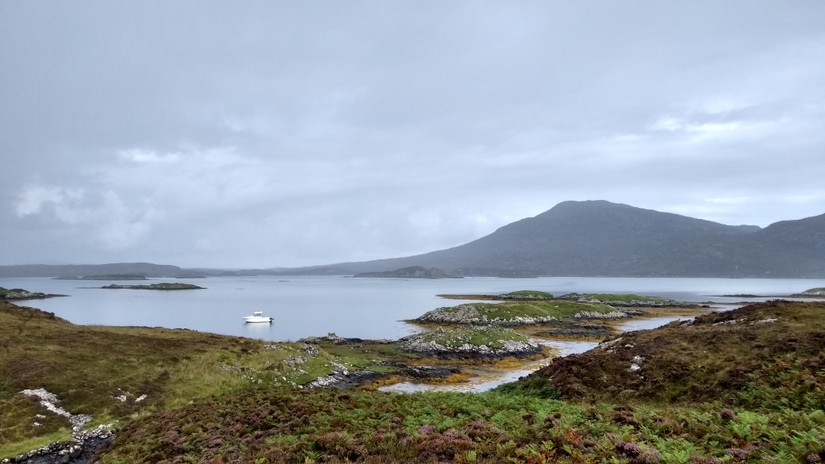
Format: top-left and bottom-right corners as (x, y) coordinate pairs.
(0, 301), (391, 457)
(101, 385), (825, 463)
(0, 301), (546, 459)
(4, 300), (825, 462)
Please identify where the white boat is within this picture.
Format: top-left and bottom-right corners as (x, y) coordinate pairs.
(243, 311), (273, 323)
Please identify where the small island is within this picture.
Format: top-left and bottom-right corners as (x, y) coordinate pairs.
(793, 287), (825, 297)
(0, 287), (65, 300)
(414, 300), (626, 326)
(353, 266), (461, 279)
(100, 283), (204, 290)
(419, 291), (705, 341)
(398, 326), (544, 359)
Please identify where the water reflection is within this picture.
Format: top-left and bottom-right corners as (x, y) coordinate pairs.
(243, 322), (274, 340)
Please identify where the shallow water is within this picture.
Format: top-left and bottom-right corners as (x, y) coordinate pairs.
(379, 339), (601, 394)
(379, 316), (690, 394)
(616, 315), (689, 332)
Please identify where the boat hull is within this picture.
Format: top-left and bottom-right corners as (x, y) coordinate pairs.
(244, 316), (272, 323)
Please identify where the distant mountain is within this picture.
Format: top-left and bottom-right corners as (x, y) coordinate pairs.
(4, 201), (824, 279)
(304, 200), (825, 277)
(0, 263), (196, 279)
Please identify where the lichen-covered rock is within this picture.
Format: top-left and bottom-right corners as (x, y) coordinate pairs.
(399, 327), (542, 359)
(573, 310), (627, 319)
(415, 304), (562, 325)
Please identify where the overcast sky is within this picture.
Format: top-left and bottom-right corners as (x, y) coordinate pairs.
(2, 1), (824, 268)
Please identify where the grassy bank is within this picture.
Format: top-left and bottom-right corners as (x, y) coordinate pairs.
(0, 301), (550, 459)
(101, 383), (825, 463)
(99, 300), (825, 463)
(5, 300), (825, 462)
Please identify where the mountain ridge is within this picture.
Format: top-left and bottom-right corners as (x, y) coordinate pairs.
(299, 200), (825, 277)
(2, 200), (824, 278)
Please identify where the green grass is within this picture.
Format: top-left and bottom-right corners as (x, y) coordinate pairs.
(500, 290), (554, 299)
(515, 300), (825, 409)
(0, 302), (400, 457)
(420, 300), (619, 325)
(7, 300), (825, 463)
(0, 287), (51, 300)
(561, 292), (674, 304)
(99, 386), (825, 463)
(1, 301), (542, 458)
(799, 287), (825, 295)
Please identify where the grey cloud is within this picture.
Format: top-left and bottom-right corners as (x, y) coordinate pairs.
(2, 1), (825, 267)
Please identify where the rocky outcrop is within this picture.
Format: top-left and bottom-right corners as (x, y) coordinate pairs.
(4, 389), (115, 464)
(2, 427), (114, 464)
(415, 303), (630, 326)
(572, 310), (628, 319)
(399, 327), (542, 359)
(307, 363), (384, 389)
(415, 304), (562, 326)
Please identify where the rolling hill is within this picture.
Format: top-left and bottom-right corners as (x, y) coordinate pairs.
(309, 200), (825, 277)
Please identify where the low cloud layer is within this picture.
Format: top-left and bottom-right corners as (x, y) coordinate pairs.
(2, 1), (825, 267)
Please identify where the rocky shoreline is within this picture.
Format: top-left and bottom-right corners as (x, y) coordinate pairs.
(4, 389), (116, 464)
(398, 326), (544, 359)
(414, 302), (630, 326)
(2, 428), (114, 464)
(0, 288), (65, 301)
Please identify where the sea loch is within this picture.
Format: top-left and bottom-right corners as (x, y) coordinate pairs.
(3, 275), (819, 342)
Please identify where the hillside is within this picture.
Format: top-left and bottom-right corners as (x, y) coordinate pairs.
(505, 300), (825, 407)
(97, 301), (825, 463)
(5, 299), (825, 462)
(308, 200), (825, 277)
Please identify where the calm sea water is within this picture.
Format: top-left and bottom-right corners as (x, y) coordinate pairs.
(3, 275), (821, 342)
